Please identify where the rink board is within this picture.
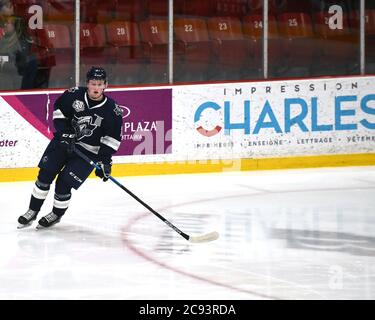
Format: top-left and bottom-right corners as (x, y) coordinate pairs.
(0, 76), (374, 181)
(0, 153), (374, 182)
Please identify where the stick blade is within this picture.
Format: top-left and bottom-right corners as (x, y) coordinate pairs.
(189, 231), (219, 243)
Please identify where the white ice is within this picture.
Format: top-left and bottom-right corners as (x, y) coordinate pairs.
(1, 166), (375, 300)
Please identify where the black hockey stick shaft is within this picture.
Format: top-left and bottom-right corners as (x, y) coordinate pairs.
(74, 148), (190, 241)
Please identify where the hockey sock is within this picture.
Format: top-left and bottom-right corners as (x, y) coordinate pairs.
(52, 192), (71, 217)
(29, 179), (50, 212)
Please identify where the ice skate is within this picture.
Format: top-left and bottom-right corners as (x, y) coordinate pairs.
(36, 212), (61, 229)
(17, 209), (39, 229)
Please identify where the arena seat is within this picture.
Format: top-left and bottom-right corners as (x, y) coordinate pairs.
(242, 14), (284, 75)
(365, 10), (375, 70)
(97, 1), (117, 23)
(139, 19), (169, 82)
(349, 9), (375, 68)
(214, 0), (248, 17)
(79, 0), (98, 23)
(106, 21), (141, 47)
(80, 23), (107, 51)
(248, 0), (294, 15)
(179, 0), (215, 17)
(312, 10), (358, 74)
(106, 21), (145, 83)
(145, 0), (168, 17)
(365, 9), (375, 36)
(364, 10), (375, 57)
(36, 23), (72, 61)
(79, 23), (114, 81)
(247, 0), (263, 14)
(276, 12), (315, 76)
(313, 11), (353, 40)
(76, 0), (117, 23)
(207, 17), (250, 79)
(143, 0), (184, 17)
(174, 18), (212, 81)
(349, 9), (375, 35)
(45, 0), (74, 22)
(35, 23), (74, 87)
(115, 0), (145, 22)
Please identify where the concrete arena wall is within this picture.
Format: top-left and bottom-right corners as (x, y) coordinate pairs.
(0, 76), (374, 182)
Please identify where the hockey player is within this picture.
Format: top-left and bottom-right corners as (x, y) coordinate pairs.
(18, 66), (123, 229)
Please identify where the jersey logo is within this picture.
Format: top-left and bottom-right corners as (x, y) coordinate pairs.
(72, 100), (85, 112)
(72, 115), (103, 140)
(114, 104), (124, 117)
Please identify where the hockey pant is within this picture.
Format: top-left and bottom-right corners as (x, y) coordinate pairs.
(29, 139), (95, 216)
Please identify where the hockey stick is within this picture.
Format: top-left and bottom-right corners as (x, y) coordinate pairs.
(74, 148), (219, 243)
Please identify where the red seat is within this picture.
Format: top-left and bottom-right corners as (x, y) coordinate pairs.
(143, 0), (187, 17)
(45, 0), (74, 22)
(348, 9), (360, 31)
(36, 23), (72, 58)
(313, 11), (353, 39)
(140, 19), (169, 44)
(35, 23), (74, 87)
(115, 0), (145, 22)
(349, 9), (375, 65)
(106, 21), (141, 47)
(313, 11), (357, 72)
(207, 17), (245, 41)
(96, 0), (117, 23)
(80, 0), (100, 23)
(214, 0), (248, 17)
(145, 0), (168, 17)
(242, 14), (284, 74)
(277, 12), (315, 74)
(106, 21), (145, 83)
(179, 0), (216, 17)
(79, 0), (116, 23)
(80, 23), (114, 81)
(365, 10), (375, 65)
(139, 19), (169, 82)
(247, 0), (263, 14)
(181, 0), (248, 17)
(80, 23), (107, 49)
(349, 9), (375, 35)
(207, 17), (250, 77)
(365, 10), (375, 36)
(174, 18), (212, 81)
(247, 0), (282, 15)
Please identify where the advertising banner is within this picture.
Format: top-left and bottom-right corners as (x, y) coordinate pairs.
(0, 88), (172, 168)
(173, 77), (375, 161)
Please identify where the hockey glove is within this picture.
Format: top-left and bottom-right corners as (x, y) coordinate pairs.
(95, 161), (112, 182)
(58, 129), (76, 154)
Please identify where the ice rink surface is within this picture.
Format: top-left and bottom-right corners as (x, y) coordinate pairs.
(1, 166), (375, 300)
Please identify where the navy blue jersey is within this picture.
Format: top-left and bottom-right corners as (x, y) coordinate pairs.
(52, 87), (123, 162)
